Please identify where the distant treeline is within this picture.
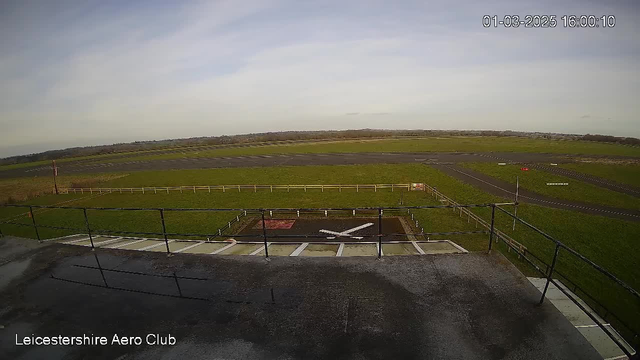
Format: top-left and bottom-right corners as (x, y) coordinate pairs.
(1, 129), (637, 165)
(581, 134), (640, 146)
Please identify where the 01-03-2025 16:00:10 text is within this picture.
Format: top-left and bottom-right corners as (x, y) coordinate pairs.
(482, 15), (616, 28)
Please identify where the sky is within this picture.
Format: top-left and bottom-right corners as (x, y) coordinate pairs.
(1, 0), (639, 157)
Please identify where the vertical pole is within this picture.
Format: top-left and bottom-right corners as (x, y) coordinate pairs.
(261, 210), (269, 258)
(29, 206), (41, 242)
(540, 244), (561, 304)
(488, 204), (496, 251)
(83, 208), (94, 249)
(94, 253), (109, 287)
(513, 176), (519, 231)
(52, 160), (59, 195)
(173, 272), (183, 297)
(159, 209), (170, 254)
(377, 208), (383, 259)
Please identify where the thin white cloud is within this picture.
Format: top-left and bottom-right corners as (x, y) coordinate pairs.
(1, 0), (639, 157)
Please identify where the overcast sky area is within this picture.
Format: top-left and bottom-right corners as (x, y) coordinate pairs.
(1, 0), (639, 157)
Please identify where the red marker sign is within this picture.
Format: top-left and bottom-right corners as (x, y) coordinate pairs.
(520, 167), (529, 171)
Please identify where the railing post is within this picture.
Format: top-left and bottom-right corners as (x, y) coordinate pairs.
(378, 208), (383, 259)
(83, 208), (95, 249)
(261, 210), (269, 258)
(159, 209), (170, 254)
(488, 204), (496, 252)
(29, 206), (41, 242)
(540, 244), (561, 305)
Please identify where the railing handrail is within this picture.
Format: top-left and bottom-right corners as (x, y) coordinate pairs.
(59, 183), (417, 193)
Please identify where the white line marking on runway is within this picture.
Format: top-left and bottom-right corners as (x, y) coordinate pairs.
(139, 240), (174, 251)
(290, 243), (309, 256)
(109, 239), (147, 249)
(174, 242), (205, 253)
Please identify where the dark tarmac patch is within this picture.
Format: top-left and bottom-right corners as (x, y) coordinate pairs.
(0, 238), (600, 359)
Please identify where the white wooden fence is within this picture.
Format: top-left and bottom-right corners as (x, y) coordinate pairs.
(60, 183), (415, 194)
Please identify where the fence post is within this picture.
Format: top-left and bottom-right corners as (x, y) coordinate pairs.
(29, 206), (41, 242)
(488, 204), (496, 252)
(193, 186), (196, 193)
(261, 210), (269, 258)
(83, 208), (95, 249)
(159, 209), (170, 254)
(540, 244), (561, 304)
(378, 208), (383, 259)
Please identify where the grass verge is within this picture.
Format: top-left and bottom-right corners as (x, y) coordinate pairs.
(84, 136), (640, 165)
(460, 162), (639, 211)
(559, 163), (640, 188)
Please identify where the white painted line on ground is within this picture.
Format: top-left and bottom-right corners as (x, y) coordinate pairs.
(290, 243), (309, 256)
(249, 243), (270, 255)
(174, 242), (205, 253)
(139, 240), (174, 251)
(446, 240), (469, 253)
(377, 243), (384, 256)
(211, 242), (237, 255)
(575, 324), (611, 328)
(336, 243), (345, 257)
(43, 234), (86, 242)
(412, 241), (426, 255)
(63, 237), (90, 244)
(605, 355), (632, 360)
(109, 239), (147, 249)
(92, 237), (124, 247)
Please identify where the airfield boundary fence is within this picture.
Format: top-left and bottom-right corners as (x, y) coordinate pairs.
(0, 200), (637, 355)
(59, 183), (414, 194)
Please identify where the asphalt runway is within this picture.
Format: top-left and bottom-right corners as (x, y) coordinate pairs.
(432, 164), (640, 222)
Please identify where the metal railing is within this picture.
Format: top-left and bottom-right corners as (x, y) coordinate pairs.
(59, 183), (414, 194)
(0, 200), (637, 356)
(423, 184), (529, 256)
(492, 205), (638, 357)
(419, 184), (638, 356)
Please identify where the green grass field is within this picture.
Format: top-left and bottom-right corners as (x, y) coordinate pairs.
(1, 163), (638, 341)
(86, 136), (640, 165)
(3, 136), (639, 172)
(559, 163), (640, 188)
(0, 173), (127, 204)
(460, 163), (640, 211)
